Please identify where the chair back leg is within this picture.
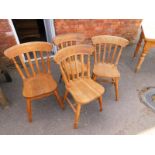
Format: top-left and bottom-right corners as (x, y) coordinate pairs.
(114, 77), (119, 101)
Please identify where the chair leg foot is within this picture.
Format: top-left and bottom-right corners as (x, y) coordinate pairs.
(114, 78), (119, 101)
(92, 73), (97, 81)
(98, 96), (103, 112)
(53, 89), (64, 109)
(135, 50), (147, 73)
(74, 123), (78, 129)
(73, 104), (81, 129)
(26, 98), (32, 122)
(63, 90), (69, 102)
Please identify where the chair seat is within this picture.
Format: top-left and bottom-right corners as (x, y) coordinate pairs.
(67, 78), (105, 104)
(93, 63), (120, 78)
(23, 73), (57, 98)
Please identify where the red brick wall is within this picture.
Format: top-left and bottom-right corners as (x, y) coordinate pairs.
(54, 19), (142, 43)
(0, 19), (17, 57)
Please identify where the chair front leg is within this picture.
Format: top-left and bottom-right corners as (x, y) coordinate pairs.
(74, 103), (81, 129)
(53, 88), (64, 109)
(26, 98), (32, 122)
(114, 77), (119, 101)
(98, 96), (103, 112)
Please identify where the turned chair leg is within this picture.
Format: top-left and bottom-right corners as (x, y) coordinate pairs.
(133, 32), (144, 59)
(63, 90), (69, 102)
(135, 43), (149, 72)
(114, 77), (119, 101)
(53, 89), (64, 109)
(74, 104), (81, 129)
(98, 96), (103, 112)
(92, 73), (97, 81)
(26, 98), (32, 122)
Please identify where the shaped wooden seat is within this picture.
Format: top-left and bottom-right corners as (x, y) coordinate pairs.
(54, 44), (105, 128)
(4, 42), (64, 122)
(93, 63), (120, 78)
(67, 78), (104, 104)
(91, 35), (129, 101)
(23, 73), (57, 98)
(53, 33), (86, 82)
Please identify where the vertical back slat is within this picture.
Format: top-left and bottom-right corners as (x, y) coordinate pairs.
(94, 45), (97, 64)
(46, 52), (51, 73)
(107, 44), (112, 63)
(81, 54), (84, 78)
(98, 44), (101, 63)
(70, 41), (73, 46)
(62, 59), (70, 81)
(12, 58), (25, 79)
(74, 54), (79, 78)
(102, 43), (106, 63)
(33, 51), (40, 73)
(26, 52), (36, 76)
(68, 56), (74, 80)
(111, 45), (118, 63)
(40, 51), (47, 73)
(58, 44), (62, 50)
(71, 41), (74, 45)
(68, 41), (71, 46)
(63, 42), (66, 48)
(87, 54), (90, 77)
(115, 47), (123, 65)
(19, 54), (31, 77)
(59, 43), (63, 49)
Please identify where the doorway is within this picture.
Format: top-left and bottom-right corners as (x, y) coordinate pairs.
(12, 19), (47, 43)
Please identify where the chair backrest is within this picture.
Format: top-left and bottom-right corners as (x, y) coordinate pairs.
(54, 44), (94, 86)
(91, 35), (129, 65)
(4, 42), (53, 80)
(53, 33), (85, 50)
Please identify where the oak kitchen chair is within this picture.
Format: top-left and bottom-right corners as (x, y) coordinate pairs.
(53, 33), (86, 82)
(4, 42), (64, 122)
(54, 44), (105, 129)
(91, 35), (129, 101)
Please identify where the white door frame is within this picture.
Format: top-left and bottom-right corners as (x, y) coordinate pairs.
(8, 19), (20, 44)
(43, 19), (57, 54)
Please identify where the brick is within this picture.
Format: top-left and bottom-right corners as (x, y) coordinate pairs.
(54, 19), (142, 42)
(0, 19), (17, 65)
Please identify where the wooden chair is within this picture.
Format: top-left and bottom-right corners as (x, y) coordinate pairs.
(91, 35), (129, 101)
(53, 33), (86, 82)
(4, 42), (64, 122)
(54, 44), (105, 129)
